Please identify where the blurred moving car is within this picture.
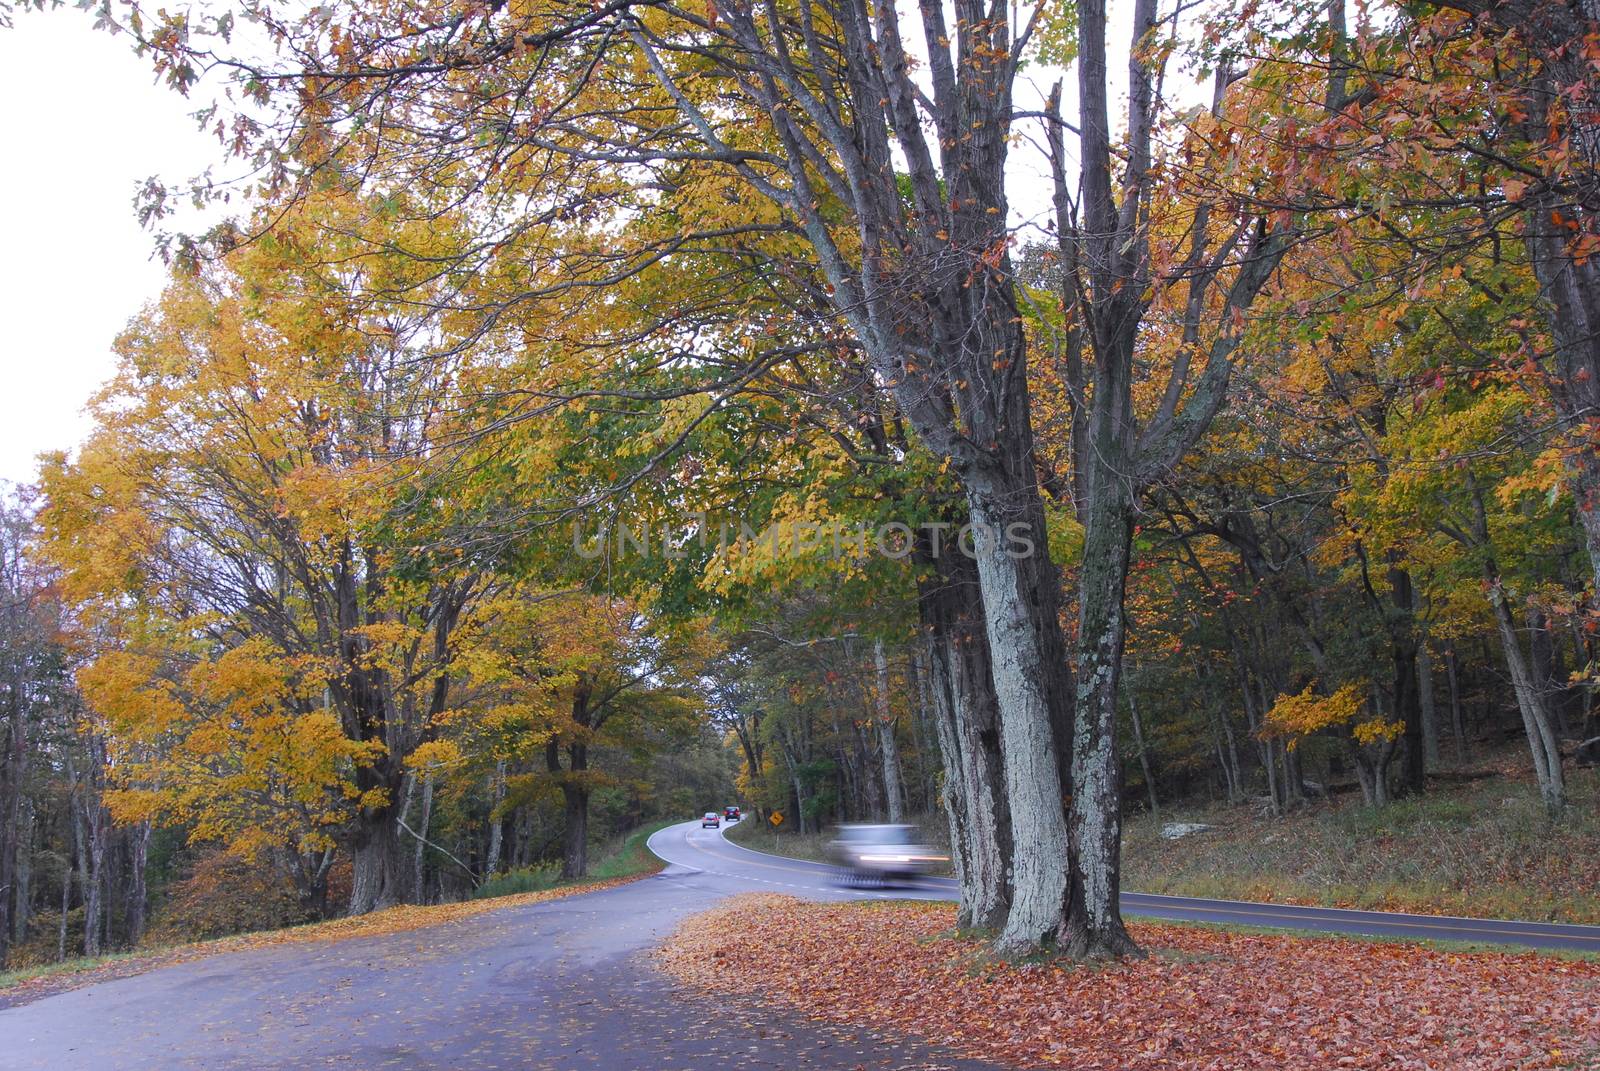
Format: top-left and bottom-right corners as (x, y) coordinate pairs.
(701, 812), (721, 828)
(724, 806), (741, 821)
(825, 824), (945, 886)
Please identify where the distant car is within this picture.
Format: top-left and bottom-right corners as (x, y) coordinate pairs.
(701, 812), (721, 828)
(724, 806), (741, 821)
(825, 824), (945, 886)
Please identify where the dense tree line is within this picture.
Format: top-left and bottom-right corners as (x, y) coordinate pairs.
(0, 0), (1593, 966)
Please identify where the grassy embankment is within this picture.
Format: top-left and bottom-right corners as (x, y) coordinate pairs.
(728, 755), (1600, 923)
(723, 816), (834, 863)
(0, 819), (673, 1001)
(1124, 756), (1600, 923)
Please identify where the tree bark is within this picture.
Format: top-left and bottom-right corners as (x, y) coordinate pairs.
(966, 487), (1072, 955)
(1418, 639), (1440, 769)
(349, 793), (406, 914)
(0, 668), (23, 967)
(485, 761), (506, 879)
(127, 821), (151, 947)
(1488, 584), (1566, 812)
(1127, 688), (1160, 824)
(78, 794), (106, 957)
(412, 773), (434, 902)
(1062, 483), (1140, 959)
(1445, 641), (1467, 763)
(560, 781), (590, 880)
(917, 545), (1011, 932)
(872, 639), (906, 825)
(1387, 563), (1427, 796)
(1470, 487), (1565, 812)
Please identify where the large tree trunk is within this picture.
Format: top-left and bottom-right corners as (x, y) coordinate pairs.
(1062, 473), (1140, 959)
(560, 781), (590, 880)
(349, 795), (407, 915)
(918, 548), (1012, 932)
(964, 479), (1073, 955)
(872, 639), (906, 825)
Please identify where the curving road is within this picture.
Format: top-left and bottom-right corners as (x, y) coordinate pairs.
(659, 819), (1600, 953)
(2, 818), (1596, 1071)
(0, 820), (1004, 1071)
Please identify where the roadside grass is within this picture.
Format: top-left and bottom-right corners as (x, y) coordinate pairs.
(0, 819), (672, 1004)
(474, 820), (671, 899)
(724, 817), (835, 863)
(1123, 754), (1600, 924)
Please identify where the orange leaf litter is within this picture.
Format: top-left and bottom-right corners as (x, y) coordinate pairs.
(657, 894), (1600, 1070)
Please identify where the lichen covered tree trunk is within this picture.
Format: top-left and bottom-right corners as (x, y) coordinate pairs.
(1062, 469), (1140, 959)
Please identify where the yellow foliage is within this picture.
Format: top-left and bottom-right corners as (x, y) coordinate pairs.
(1263, 681), (1402, 751)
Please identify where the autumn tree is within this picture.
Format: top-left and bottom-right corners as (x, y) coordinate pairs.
(465, 590), (711, 879)
(40, 190), (514, 913)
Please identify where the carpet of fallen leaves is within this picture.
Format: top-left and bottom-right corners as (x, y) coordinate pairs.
(0, 872), (652, 1009)
(657, 894), (1600, 1070)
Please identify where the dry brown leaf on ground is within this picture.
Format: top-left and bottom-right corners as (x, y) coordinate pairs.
(656, 894), (1600, 1070)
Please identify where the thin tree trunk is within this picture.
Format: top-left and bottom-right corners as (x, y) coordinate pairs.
(127, 821), (151, 947)
(1418, 639), (1440, 769)
(485, 762), (506, 879)
(77, 785), (106, 957)
(1489, 586), (1566, 812)
(0, 667), (24, 967)
(57, 814), (71, 963)
(1445, 641), (1467, 763)
(413, 774), (434, 902)
(13, 797), (32, 945)
(1127, 688), (1160, 824)
(1469, 485), (1565, 812)
(872, 639), (906, 824)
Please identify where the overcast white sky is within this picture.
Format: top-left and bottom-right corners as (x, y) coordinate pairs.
(0, 4), (1154, 489)
(0, 7), (223, 486)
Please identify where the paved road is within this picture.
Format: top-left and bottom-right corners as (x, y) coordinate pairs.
(676, 821), (1600, 952)
(5, 819), (1598, 1071)
(0, 821), (1004, 1071)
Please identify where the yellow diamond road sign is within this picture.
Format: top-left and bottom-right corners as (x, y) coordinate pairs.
(769, 811), (783, 827)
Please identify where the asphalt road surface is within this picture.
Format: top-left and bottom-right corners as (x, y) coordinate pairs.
(3, 818), (1597, 1070)
(667, 822), (1600, 952)
(0, 820), (1004, 1071)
